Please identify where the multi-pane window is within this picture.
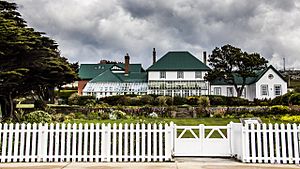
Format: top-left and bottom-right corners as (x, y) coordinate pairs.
(214, 87), (221, 95)
(160, 71), (166, 79)
(227, 87), (234, 97)
(195, 71), (202, 79)
(274, 85), (282, 96)
(177, 71), (184, 79)
(261, 85), (268, 96)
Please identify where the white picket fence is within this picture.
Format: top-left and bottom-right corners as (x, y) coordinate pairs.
(0, 122), (299, 164)
(0, 123), (173, 162)
(240, 123), (300, 164)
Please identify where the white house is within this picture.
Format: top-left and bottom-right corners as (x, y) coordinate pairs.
(78, 48), (287, 101)
(78, 54), (148, 98)
(147, 50), (211, 97)
(210, 65), (288, 100)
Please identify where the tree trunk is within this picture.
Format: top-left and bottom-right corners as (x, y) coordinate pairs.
(0, 93), (15, 120)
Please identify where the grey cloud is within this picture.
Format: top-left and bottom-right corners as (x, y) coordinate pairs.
(12, 0), (300, 69)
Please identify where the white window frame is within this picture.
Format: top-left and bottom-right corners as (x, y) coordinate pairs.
(195, 71), (202, 79)
(274, 84), (282, 96)
(160, 71), (166, 79)
(261, 84), (268, 96)
(214, 87), (221, 95)
(177, 71), (184, 79)
(227, 87), (234, 97)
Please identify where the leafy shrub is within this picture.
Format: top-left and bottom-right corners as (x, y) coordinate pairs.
(68, 93), (80, 105)
(227, 97), (249, 106)
(210, 108), (226, 118)
(198, 96), (210, 108)
(155, 96), (168, 107)
(129, 97), (141, 106)
(100, 112), (110, 120)
(78, 96), (96, 106)
(270, 105), (290, 115)
(55, 90), (77, 104)
(207, 95), (226, 105)
(87, 111), (99, 120)
(289, 93), (300, 105)
(253, 98), (271, 106)
(52, 113), (65, 122)
(173, 96), (187, 105)
(24, 110), (52, 123)
(74, 112), (86, 119)
(139, 95), (154, 105)
(187, 96), (199, 105)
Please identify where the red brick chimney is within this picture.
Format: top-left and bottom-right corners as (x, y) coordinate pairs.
(125, 53), (130, 75)
(153, 48), (156, 64)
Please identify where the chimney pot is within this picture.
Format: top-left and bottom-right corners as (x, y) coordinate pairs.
(125, 53), (130, 75)
(153, 48), (156, 64)
(203, 51), (207, 65)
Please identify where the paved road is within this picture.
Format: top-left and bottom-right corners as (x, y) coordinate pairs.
(0, 158), (299, 169)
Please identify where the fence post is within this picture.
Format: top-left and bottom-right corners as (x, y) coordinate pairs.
(101, 123), (107, 162)
(37, 123), (48, 162)
(169, 122), (174, 159)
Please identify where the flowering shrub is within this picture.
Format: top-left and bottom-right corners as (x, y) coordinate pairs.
(149, 112), (158, 118)
(280, 115), (300, 123)
(109, 110), (127, 119)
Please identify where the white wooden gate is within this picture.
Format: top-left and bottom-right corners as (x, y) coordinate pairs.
(174, 124), (231, 156)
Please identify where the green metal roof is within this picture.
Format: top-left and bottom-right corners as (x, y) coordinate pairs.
(79, 63), (144, 80)
(210, 65), (285, 85)
(147, 51), (211, 71)
(90, 71), (147, 83)
(89, 70), (122, 83)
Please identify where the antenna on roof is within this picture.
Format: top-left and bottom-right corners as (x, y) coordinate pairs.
(283, 57), (286, 71)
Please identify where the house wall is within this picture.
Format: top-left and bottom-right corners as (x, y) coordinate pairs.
(148, 71), (207, 81)
(147, 71), (209, 97)
(255, 69), (287, 100)
(247, 84), (256, 101)
(210, 85), (249, 100)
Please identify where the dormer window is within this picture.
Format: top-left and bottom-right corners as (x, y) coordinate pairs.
(195, 71), (202, 79)
(177, 71), (184, 79)
(160, 71), (166, 79)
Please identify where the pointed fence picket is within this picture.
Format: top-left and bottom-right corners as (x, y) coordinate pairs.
(0, 122), (174, 162)
(242, 123), (300, 164)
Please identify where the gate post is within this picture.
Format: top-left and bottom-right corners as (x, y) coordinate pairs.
(199, 124), (204, 153)
(37, 123), (48, 162)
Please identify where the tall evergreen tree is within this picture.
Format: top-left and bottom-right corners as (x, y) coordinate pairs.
(0, 1), (78, 120)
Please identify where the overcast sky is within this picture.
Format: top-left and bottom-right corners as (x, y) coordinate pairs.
(12, 0), (300, 70)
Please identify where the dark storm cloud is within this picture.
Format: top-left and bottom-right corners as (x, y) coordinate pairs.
(12, 0), (300, 69)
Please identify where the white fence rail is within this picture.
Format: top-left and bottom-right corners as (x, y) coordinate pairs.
(0, 123), (173, 162)
(240, 123), (300, 164)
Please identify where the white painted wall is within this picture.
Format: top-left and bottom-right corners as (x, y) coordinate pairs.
(148, 71), (207, 81)
(255, 69), (287, 100)
(210, 85), (248, 99)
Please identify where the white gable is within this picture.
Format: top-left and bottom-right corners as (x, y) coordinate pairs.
(255, 68), (287, 100)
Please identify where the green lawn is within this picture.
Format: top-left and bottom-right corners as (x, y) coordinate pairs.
(67, 117), (288, 126)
